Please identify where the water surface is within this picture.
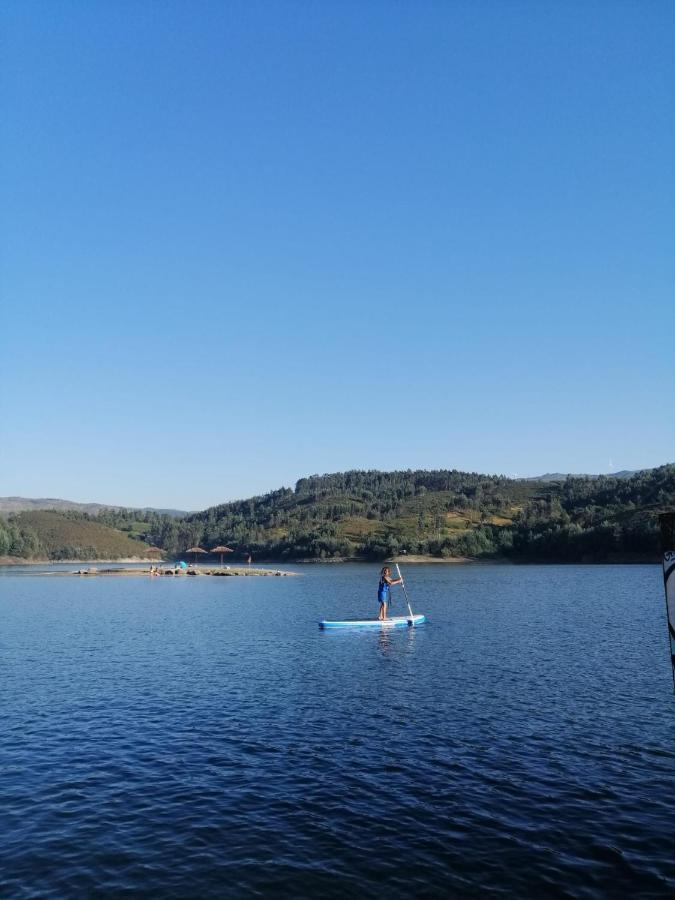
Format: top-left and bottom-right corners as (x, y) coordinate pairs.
(1, 564), (673, 897)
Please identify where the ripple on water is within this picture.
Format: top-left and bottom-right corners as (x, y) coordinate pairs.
(1, 564), (674, 897)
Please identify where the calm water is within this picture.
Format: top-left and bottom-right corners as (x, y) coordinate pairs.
(1, 564), (673, 898)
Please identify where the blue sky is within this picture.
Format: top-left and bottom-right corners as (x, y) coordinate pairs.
(2, 1), (673, 509)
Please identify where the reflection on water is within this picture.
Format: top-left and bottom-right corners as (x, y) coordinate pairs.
(375, 623), (419, 658)
(377, 627), (393, 655)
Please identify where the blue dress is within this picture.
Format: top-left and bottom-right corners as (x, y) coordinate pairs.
(378, 577), (390, 605)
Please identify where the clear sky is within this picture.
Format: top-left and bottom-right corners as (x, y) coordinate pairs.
(1, 1), (673, 510)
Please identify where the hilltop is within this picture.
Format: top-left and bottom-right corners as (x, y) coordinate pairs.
(0, 497), (187, 517)
(524, 470), (638, 482)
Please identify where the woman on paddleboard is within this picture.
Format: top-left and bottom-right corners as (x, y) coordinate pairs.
(378, 566), (403, 620)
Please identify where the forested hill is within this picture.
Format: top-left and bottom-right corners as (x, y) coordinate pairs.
(145, 465), (675, 562)
(0, 510), (152, 560)
(3, 466), (674, 562)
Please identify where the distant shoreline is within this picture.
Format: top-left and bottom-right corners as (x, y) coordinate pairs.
(0, 556), (156, 566)
(39, 566), (295, 578)
(0, 554), (659, 567)
(0, 554), (476, 566)
(389, 555), (472, 564)
(291, 555), (475, 564)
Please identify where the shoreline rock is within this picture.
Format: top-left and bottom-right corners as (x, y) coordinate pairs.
(38, 566), (296, 577)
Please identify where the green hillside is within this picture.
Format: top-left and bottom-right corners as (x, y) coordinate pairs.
(167, 469), (539, 560)
(139, 465), (675, 562)
(0, 510), (153, 560)
(3, 465), (674, 563)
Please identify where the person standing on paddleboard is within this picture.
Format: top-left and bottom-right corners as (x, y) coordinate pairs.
(378, 566), (403, 620)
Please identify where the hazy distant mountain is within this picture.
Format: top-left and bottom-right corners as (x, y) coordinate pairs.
(0, 497), (187, 517)
(524, 470), (640, 482)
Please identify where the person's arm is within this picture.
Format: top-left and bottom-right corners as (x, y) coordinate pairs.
(384, 574), (403, 586)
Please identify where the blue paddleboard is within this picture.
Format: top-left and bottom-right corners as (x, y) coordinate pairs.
(319, 614), (426, 630)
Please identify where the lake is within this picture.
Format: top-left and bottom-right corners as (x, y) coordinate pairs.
(1, 563), (673, 897)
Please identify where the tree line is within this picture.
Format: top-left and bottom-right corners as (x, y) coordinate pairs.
(2, 465), (673, 562)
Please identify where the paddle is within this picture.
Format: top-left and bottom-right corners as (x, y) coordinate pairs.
(395, 563), (416, 624)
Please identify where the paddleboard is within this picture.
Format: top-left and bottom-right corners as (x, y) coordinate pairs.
(319, 614), (426, 629)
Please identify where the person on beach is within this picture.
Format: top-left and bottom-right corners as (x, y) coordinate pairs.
(378, 566), (402, 620)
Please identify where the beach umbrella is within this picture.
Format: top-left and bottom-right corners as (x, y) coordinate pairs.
(186, 546), (208, 565)
(145, 546), (163, 557)
(145, 546), (163, 565)
(211, 545), (234, 568)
